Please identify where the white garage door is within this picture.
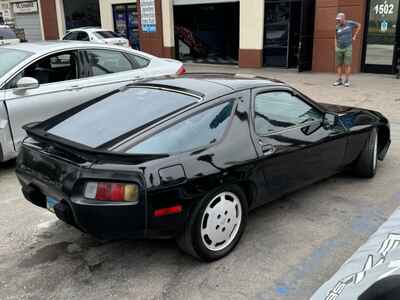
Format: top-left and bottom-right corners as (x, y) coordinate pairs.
(14, 13), (42, 42)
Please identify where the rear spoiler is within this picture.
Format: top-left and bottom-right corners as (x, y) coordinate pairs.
(23, 124), (169, 164)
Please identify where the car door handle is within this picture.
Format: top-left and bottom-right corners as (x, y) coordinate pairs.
(128, 76), (142, 85)
(261, 144), (275, 156)
(68, 85), (82, 91)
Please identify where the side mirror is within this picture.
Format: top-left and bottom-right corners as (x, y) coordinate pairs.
(323, 112), (338, 128)
(14, 77), (39, 92)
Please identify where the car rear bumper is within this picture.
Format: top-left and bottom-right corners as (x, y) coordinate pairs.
(19, 173), (189, 240)
(16, 144), (188, 241)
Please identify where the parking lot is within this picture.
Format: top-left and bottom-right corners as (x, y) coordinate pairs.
(1, 66), (400, 300)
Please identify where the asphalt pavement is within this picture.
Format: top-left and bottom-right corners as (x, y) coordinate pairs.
(1, 66), (399, 300)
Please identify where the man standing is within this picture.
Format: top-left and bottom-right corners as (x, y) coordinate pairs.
(333, 13), (361, 87)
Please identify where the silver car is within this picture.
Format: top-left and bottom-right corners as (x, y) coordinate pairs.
(0, 41), (185, 162)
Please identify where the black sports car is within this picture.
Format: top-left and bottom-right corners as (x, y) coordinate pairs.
(16, 74), (391, 261)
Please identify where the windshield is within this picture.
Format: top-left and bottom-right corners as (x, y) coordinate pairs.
(95, 31), (120, 39)
(0, 48), (32, 78)
(0, 27), (17, 39)
(47, 87), (199, 148)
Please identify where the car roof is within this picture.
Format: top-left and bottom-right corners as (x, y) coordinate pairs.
(1, 40), (151, 57)
(67, 27), (107, 33)
(132, 73), (285, 100)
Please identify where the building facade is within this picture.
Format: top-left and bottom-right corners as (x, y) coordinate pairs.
(19, 0), (400, 74)
(0, 0), (44, 41)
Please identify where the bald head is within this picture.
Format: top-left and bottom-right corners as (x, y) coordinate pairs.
(336, 12), (346, 25)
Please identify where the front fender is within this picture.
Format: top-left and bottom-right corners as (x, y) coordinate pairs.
(334, 107), (391, 164)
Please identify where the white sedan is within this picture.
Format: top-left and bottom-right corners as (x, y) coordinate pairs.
(0, 41), (185, 162)
(62, 27), (130, 48)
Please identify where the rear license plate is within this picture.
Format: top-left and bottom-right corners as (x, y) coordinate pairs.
(46, 196), (59, 213)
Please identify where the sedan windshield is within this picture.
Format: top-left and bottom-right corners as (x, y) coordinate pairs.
(0, 48), (32, 78)
(47, 88), (199, 148)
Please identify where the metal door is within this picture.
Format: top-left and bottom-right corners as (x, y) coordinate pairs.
(298, 0), (316, 72)
(14, 12), (42, 42)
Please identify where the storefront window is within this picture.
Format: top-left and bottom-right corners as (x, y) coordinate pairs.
(174, 3), (239, 64)
(365, 0), (399, 66)
(64, 0), (100, 30)
(113, 4), (140, 50)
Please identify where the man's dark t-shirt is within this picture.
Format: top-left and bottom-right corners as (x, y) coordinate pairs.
(336, 20), (359, 49)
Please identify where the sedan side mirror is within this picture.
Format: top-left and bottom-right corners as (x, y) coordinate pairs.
(323, 112), (338, 128)
(14, 77), (39, 93)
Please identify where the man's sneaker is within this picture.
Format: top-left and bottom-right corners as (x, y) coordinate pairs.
(333, 79), (343, 86)
(344, 80), (350, 87)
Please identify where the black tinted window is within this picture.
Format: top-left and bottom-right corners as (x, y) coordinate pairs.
(127, 101), (234, 154)
(9, 51), (78, 87)
(76, 31), (89, 41)
(48, 88), (198, 148)
(86, 49), (133, 76)
(63, 32), (78, 40)
(95, 31), (119, 38)
(254, 91), (322, 135)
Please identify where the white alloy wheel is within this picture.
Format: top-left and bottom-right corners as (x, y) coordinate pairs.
(200, 192), (242, 252)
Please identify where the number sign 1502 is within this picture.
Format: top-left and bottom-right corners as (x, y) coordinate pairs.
(374, 2), (395, 15)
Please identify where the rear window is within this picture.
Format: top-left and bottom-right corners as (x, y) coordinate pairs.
(47, 88), (198, 148)
(95, 31), (120, 39)
(126, 101), (234, 154)
(126, 53), (150, 68)
(0, 27), (17, 39)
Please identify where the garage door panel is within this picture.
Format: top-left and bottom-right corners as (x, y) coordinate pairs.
(15, 13), (42, 42)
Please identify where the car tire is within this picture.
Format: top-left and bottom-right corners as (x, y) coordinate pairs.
(354, 127), (378, 178)
(176, 185), (248, 262)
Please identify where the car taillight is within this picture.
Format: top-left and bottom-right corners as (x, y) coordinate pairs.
(176, 66), (186, 75)
(84, 182), (139, 203)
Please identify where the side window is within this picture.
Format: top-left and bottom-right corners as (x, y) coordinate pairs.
(126, 53), (150, 69)
(127, 101), (235, 154)
(254, 91), (322, 135)
(86, 50), (133, 76)
(6, 51), (78, 88)
(76, 31), (89, 41)
(63, 32), (78, 40)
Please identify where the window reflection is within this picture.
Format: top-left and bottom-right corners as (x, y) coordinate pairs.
(127, 101), (235, 154)
(365, 0), (399, 65)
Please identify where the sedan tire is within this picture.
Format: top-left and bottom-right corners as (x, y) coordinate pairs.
(354, 128), (378, 178)
(177, 185), (248, 261)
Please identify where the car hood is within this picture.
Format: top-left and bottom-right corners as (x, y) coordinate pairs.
(321, 102), (387, 120)
(320, 102), (389, 131)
